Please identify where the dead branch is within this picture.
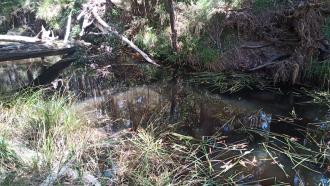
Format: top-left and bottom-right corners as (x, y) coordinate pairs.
(249, 54), (291, 71)
(248, 61), (279, 71)
(0, 47), (76, 62)
(89, 8), (160, 66)
(0, 35), (42, 43)
(241, 43), (273, 49)
(31, 57), (76, 86)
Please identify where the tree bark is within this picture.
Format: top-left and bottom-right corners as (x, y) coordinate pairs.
(167, 0), (178, 52)
(64, 11), (72, 44)
(31, 57), (75, 86)
(0, 35), (42, 43)
(0, 47), (76, 62)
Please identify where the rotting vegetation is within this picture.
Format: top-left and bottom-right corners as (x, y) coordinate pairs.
(1, 0), (330, 185)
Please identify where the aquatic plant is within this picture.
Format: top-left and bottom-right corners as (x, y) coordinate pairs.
(303, 89), (330, 107)
(187, 72), (269, 93)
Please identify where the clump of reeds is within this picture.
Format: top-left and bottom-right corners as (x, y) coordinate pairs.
(107, 107), (259, 185)
(187, 72), (269, 93)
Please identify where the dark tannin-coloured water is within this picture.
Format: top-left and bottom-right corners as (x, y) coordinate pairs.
(1, 61), (329, 185)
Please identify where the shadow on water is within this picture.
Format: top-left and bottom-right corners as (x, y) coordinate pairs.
(1, 60), (330, 185)
(72, 81), (329, 185)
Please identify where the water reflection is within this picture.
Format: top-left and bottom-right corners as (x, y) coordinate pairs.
(0, 61), (42, 91)
(72, 82), (330, 185)
(0, 61), (329, 185)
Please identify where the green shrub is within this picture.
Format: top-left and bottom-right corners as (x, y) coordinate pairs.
(323, 16), (330, 41)
(252, 0), (291, 14)
(304, 58), (330, 87)
(135, 27), (173, 60)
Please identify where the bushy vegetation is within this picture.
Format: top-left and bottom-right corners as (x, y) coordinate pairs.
(1, 0), (330, 184)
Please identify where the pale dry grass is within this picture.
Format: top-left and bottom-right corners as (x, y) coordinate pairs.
(0, 90), (109, 185)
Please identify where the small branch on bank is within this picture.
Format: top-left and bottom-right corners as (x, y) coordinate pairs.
(248, 54), (291, 71)
(248, 61), (279, 71)
(241, 43), (273, 49)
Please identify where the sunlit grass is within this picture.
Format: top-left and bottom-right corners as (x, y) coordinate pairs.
(0, 89), (107, 184)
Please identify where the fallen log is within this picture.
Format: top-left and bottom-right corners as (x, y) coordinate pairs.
(0, 35), (42, 43)
(0, 47), (76, 62)
(31, 57), (75, 86)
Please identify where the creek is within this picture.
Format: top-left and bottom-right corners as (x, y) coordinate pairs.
(0, 60), (329, 185)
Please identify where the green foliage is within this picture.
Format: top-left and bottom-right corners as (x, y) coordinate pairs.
(197, 46), (219, 64)
(36, 0), (85, 30)
(179, 34), (220, 64)
(304, 58), (330, 87)
(252, 0), (292, 13)
(134, 26), (173, 60)
(323, 16), (330, 41)
(135, 27), (158, 52)
(0, 0), (25, 16)
(7, 90), (80, 164)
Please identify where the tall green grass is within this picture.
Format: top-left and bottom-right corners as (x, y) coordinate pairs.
(304, 58), (330, 88)
(323, 16), (330, 41)
(0, 89), (106, 185)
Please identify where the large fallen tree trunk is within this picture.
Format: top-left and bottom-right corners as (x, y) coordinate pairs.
(0, 47), (76, 62)
(0, 35), (42, 43)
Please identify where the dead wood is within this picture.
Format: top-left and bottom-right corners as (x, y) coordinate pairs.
(64, 11), (72, 43)
(0, 35), (42, 43)
(90, 8), (160, 66)
(241, 43), (273, 49)
(0, 47), (76, 62)
(31, 57), (75, 86)
(249, 54), (291, 72)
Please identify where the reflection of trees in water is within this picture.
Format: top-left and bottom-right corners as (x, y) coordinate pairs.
(101, 87), (164, 130)
(0, 62), (41, 92)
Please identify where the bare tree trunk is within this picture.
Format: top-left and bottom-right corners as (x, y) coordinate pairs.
(0, 35), (42, 43)
(64, 11), (72, 44)
(0, 47), (76, 62)
(167, 0), (178, 52)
